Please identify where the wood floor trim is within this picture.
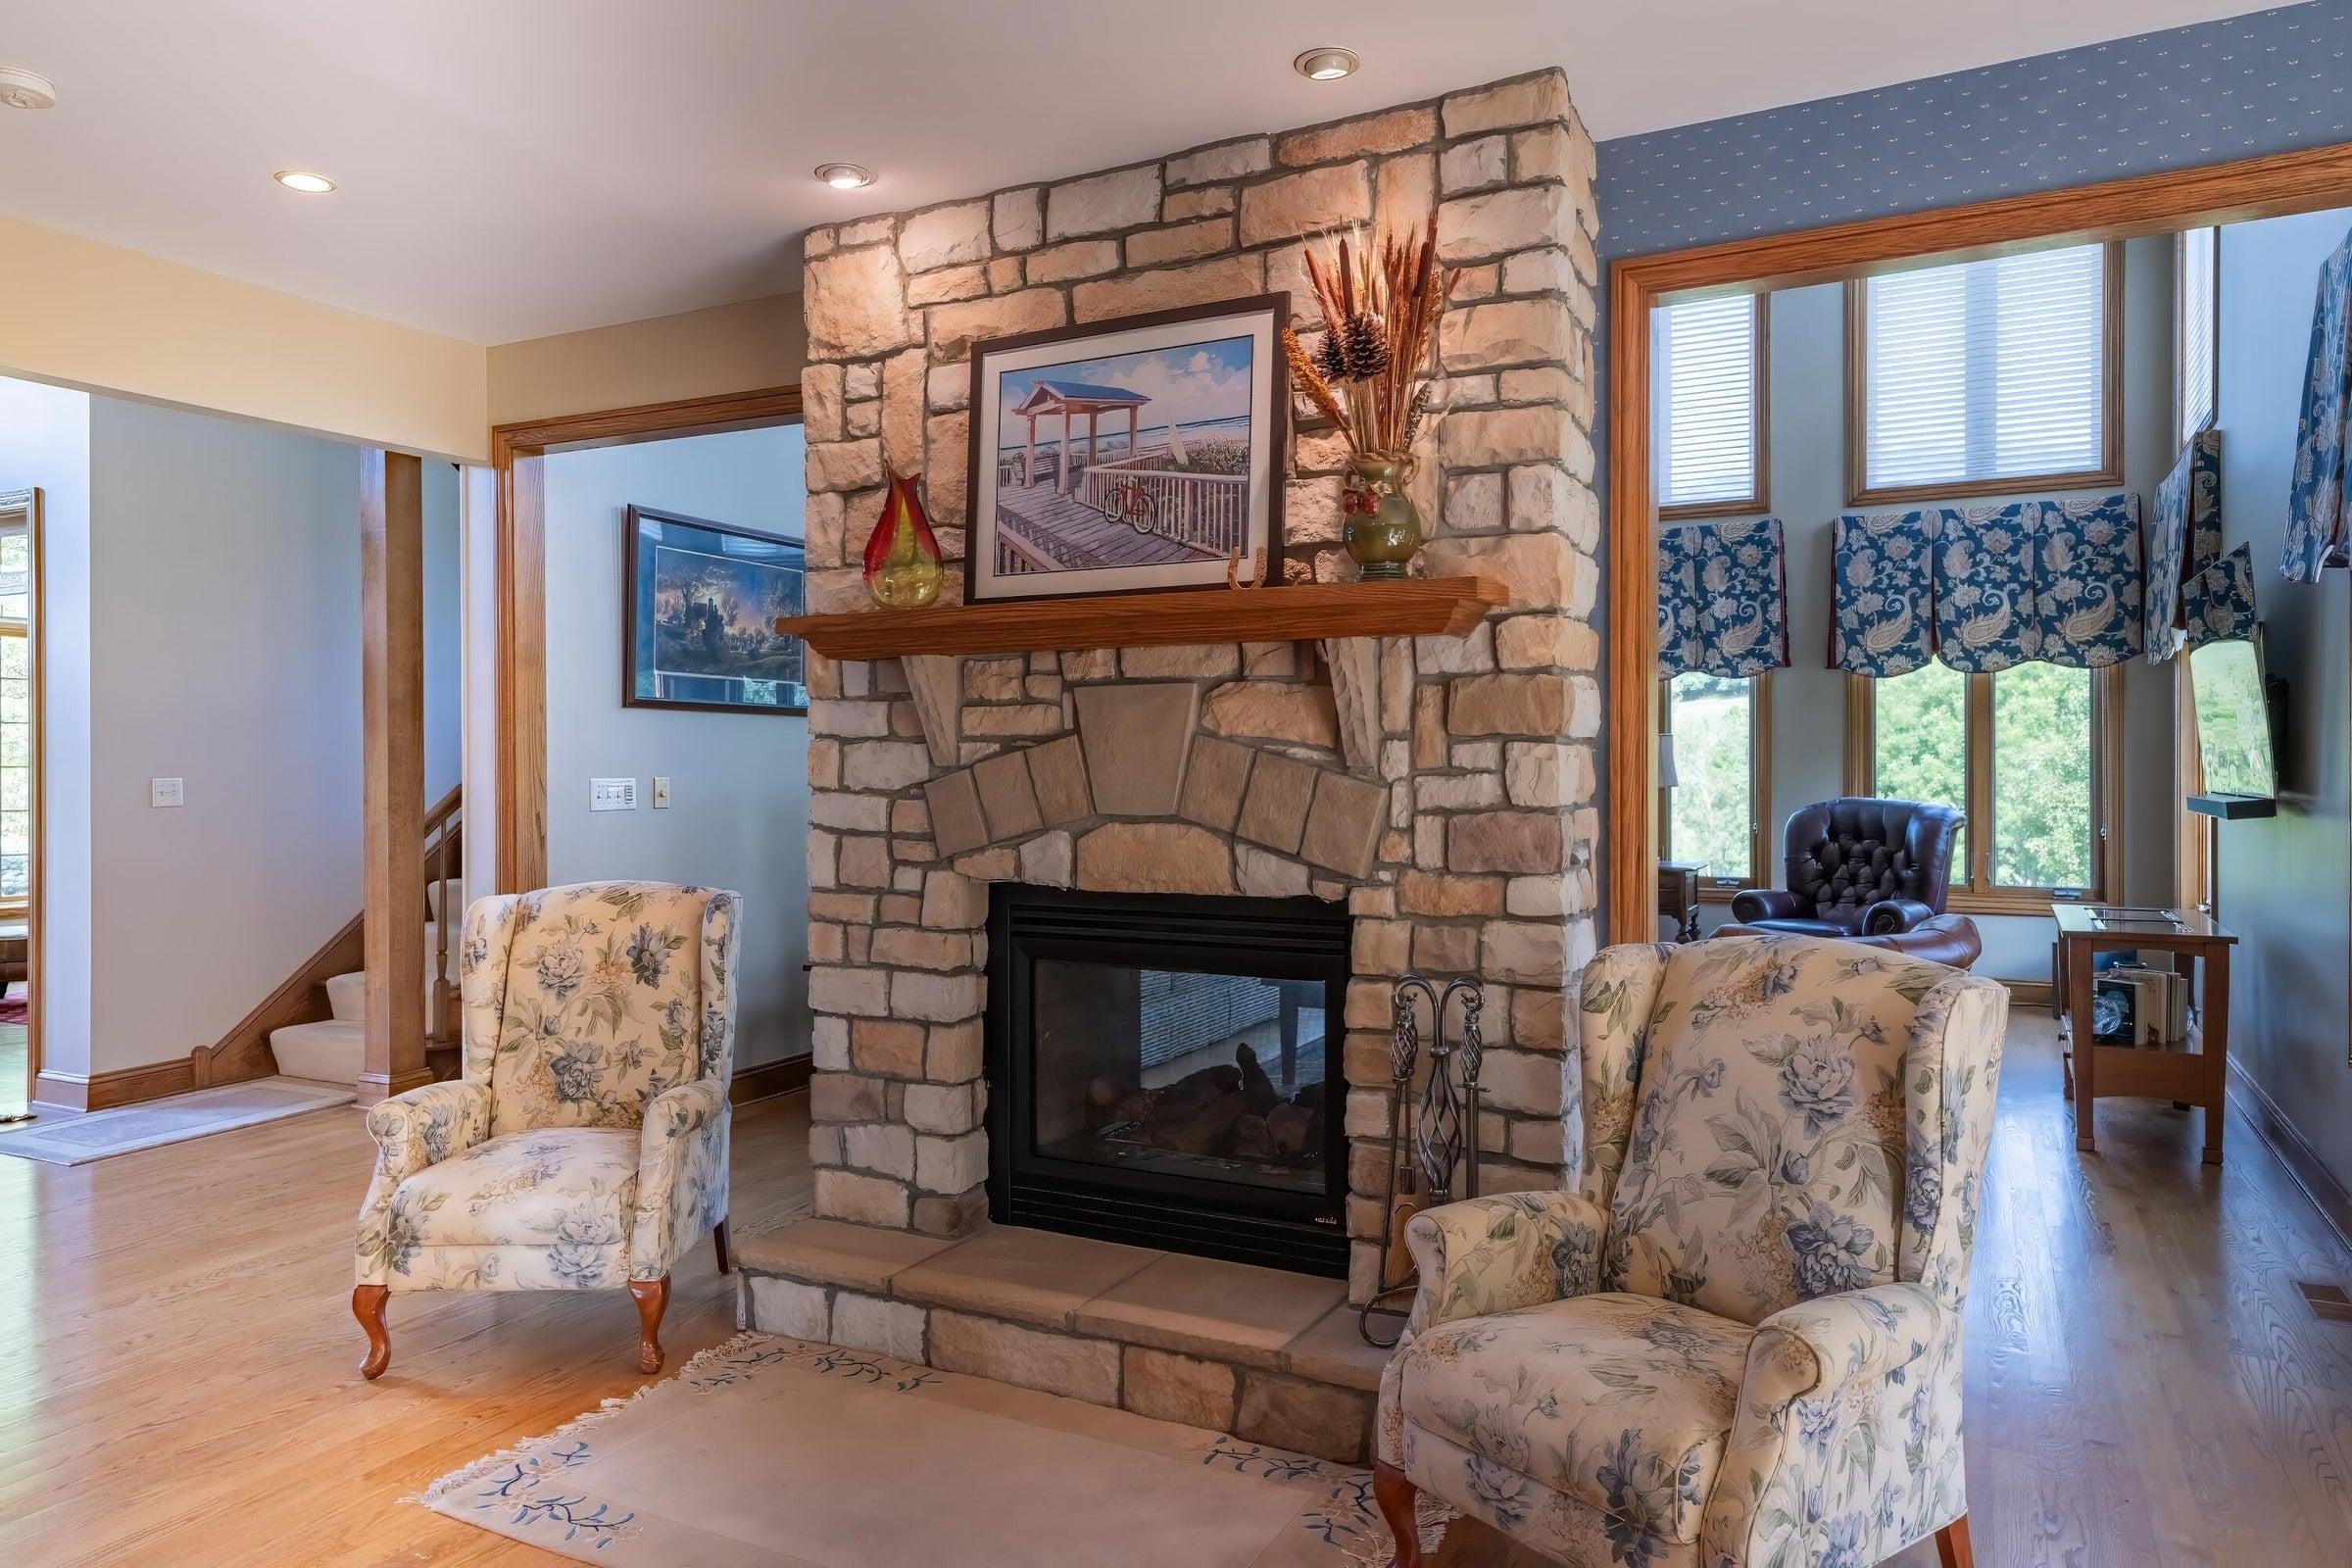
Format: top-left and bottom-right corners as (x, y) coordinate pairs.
(35, 1058), (197, 1113)
(731, 1054), (811, 1106)
(2227, 1054), (2352, 1263)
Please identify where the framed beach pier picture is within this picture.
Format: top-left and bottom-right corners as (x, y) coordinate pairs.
(963, 293), (1288, 602)
(622, 505), (808, 713)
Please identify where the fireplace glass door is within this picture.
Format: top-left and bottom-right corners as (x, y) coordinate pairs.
(987, 885), (1350, 1276)
(1032, 959), (1329, 1193)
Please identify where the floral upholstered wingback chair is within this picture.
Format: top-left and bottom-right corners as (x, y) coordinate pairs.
(1373, 935), (2006, 1568)
(352, 881), (740, 1380)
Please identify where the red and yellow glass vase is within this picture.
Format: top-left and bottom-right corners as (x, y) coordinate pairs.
(861, 471), (945, 609)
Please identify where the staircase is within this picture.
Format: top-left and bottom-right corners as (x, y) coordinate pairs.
(270, 791), (464, 1088)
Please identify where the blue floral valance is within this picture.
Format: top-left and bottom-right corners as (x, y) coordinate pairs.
(2033, 494), (2143, 669)
(2146, 431), (2223, 662)
(2283, 226), (2352, 582)
(1934, 502), (2043, 671)
(1657, 517), (1789, 680)
(2184, 542), (2260, 647)
(1832, 493), (2143, 675)
(1832, 511), (1937, 676)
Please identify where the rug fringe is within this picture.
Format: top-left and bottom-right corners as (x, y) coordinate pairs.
(407, 1331), (776, 1508)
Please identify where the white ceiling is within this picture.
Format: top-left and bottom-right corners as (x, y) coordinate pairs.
(0, 1), (2266, 345)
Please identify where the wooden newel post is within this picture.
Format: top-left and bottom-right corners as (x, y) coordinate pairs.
(360, 448), (429, 1106)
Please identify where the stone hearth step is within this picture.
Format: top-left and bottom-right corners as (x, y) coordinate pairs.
(735, 1218), (1394, 1463)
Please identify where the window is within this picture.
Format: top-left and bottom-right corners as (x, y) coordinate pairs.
(1853, 662), (2115, 906)
(1652, 294), (1768, 517)
(2176, 226), (2219, 446)
(1848, 242), (2121, 504)
(1661, 671), (1766, 892)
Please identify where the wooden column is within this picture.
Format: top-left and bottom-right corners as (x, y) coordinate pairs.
(361, 449), (430, 1105)
(1058, 408), (1073, 495)
(495, 447), (548, 893)
(1023, 413), (1036, 485)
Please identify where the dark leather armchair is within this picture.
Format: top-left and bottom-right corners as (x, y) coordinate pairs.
(1716, 912), (1983, 970)
(1728, 797), (1963, 938)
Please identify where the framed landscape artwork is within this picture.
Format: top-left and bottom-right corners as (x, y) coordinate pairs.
(623, 505), (808, 714)
(963, 293), (1287, 603)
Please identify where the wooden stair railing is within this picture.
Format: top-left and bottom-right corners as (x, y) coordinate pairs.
(423, 785), (463, 1077)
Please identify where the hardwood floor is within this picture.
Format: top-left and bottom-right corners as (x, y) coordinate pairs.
(0, 1093), (811, 1567)
(3, 1015), (2350, 1565)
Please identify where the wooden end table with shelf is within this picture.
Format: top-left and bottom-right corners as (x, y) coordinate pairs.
(2053, 903), (2234, 1165)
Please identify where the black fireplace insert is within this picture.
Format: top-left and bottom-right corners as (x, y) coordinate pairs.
(984, 884), (1350, 1277)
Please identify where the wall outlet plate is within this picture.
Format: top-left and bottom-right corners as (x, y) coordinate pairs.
(149, 776), (184, 808)
(652, 775), (671, 808)
(590, 777), (637, 812)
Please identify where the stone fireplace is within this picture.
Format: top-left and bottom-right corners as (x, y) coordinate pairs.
(746, 67), (1599, 1455)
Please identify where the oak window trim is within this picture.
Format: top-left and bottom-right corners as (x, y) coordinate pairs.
(1843, 241), (2126, 510)
(1656, 293), (1772, 522)
(1660, 670), (1772, 902)
(1841, 663), (2122, 913)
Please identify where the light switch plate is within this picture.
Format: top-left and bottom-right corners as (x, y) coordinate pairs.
(149, 776), (184, 808)
(652, 776), (671, 808)
(589, 777), (637, 812)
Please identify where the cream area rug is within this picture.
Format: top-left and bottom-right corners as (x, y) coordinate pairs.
(419, 1333), (1449, 1568)
(0, 1076), (355, 1164)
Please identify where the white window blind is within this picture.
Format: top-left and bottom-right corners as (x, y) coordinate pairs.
(1860, 243), (2109, 493)
(2177, 226), (2218, 445)
(1652, 295), (1760, 511)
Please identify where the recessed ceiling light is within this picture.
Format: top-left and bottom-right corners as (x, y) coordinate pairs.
(1293, 47), (1359, 82)
(0, 66), (58, 111)
(274, 171), (337, 194)
(815, 163), (875, 190)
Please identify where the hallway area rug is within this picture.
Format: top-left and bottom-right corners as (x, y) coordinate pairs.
(0, 1075), (355, 1164)
(418, 1332), (1446, 1568)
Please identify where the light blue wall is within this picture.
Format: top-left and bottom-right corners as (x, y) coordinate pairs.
(82, 399), (462, 1073)
(2212, 205), (2352, 1183)
(544, 424), (811, 1070)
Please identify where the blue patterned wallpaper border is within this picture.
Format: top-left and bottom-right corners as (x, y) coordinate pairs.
(1597, 3), (2352, 261)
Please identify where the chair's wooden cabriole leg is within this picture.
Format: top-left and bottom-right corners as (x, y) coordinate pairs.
(352, 1285), (391, 1380)
(713, 1217), (732, 1275)
(1373, 1461), (1424, 1568)
(1936, 1515), (1974, 1568)
(628, 1276), (671, 1374)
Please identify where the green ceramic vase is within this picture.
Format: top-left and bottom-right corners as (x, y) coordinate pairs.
(1346, 450), (1423, 580)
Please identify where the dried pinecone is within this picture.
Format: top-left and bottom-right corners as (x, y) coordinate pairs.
(1313, 327), (1348, 383)
(1339, 311), (1391, 380)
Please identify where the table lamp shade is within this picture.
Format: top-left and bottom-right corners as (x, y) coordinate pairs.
(1658, 730), (1679, 791)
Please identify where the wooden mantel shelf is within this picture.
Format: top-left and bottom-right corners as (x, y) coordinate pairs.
(774, 576), (1509, 661)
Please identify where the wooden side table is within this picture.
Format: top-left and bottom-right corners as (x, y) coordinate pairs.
(1657, 862), (1703, 943)
(2053, 904), (2234, 1164)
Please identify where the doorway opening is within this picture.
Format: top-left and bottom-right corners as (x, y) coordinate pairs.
(0, 489), (41, 1123)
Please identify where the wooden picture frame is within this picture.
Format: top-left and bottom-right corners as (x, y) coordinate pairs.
(962, 293), (1289, 604)
(621, 504), (808, 715)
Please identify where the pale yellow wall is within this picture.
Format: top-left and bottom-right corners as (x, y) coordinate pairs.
(486, 293), (806, 426)
(0, 216), (488, 462)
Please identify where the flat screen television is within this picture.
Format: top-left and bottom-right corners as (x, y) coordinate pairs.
(2186, 634), (2279, 818)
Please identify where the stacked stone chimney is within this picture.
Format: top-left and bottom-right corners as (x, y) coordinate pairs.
(795, 69), (1600, 1302)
